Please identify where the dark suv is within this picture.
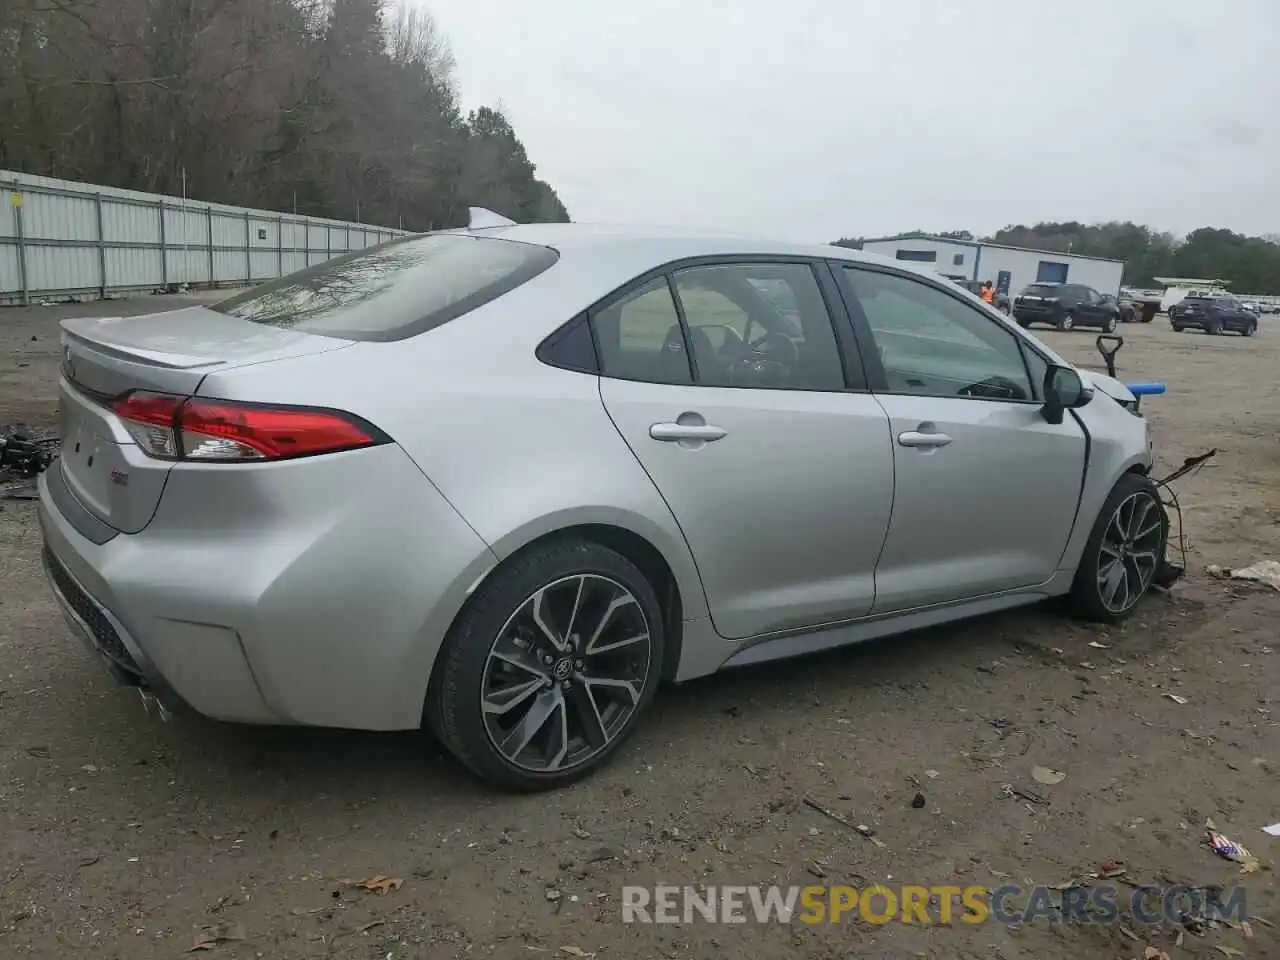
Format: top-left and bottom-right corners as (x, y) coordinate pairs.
(1169, 295), (1258, 336)
(1012, 282), (1121, 332)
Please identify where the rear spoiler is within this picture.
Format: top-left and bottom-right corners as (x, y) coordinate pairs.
(467, 207), (517, 229)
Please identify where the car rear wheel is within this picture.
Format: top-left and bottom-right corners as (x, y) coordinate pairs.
(1070, 473), (1168, 623)
(1243, 324), (1256, 337)
(1058, 312), (1075, 331)
(1208, 320), (1223, 335)
(428, 538), (664, 791)
(1103, 315), (1118, 333)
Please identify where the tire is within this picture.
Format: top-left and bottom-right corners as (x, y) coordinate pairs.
(428, 538), (665, 791)
(1103, 314), (1119, 333)
(1243, 324), (1256, 337)
(1171, 324), (1185, 332)
(1016, 319), (1030, 329)
(1070, 473), (1168, 624)
(1058, 312), (1075, 331)
(1208, 320), (1223, 335)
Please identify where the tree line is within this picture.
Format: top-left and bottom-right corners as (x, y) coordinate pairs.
(835, 222), (1280, 295)
(0, 0), (568, 230)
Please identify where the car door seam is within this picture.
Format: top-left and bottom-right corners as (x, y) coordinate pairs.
(593, 376), (719, 627)
(1057, 408), (1093, 570)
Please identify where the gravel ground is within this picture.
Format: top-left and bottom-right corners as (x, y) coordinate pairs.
(1, 296), (1277, 960)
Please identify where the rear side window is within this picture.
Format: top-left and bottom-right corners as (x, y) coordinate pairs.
(210, 234), (558, 342)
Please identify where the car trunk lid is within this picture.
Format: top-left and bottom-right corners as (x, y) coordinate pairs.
(57, 306), (352, 534)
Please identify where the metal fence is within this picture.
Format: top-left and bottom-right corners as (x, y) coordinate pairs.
(1, 170), (409, 306)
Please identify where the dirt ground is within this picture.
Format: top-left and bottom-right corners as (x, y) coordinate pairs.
(1, 296), (1277, 960)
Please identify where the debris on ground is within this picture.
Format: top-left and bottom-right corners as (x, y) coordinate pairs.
(802, 796), (885, 847)
(911, 793), (926, 809)
(1031, 766), (1067, 785)
(341, 875), (404, 895)
(1002, 783), (1049, 806)
(1208, 560), (1280, 591)
(1144, 946), (1171, 960)
(0, 424), (59, 479)
(1164, 693), (1189, 705)
(190, 921), (247, 951)
(1205, 820), (1261, 873)
(1263, 823), (1280, 838)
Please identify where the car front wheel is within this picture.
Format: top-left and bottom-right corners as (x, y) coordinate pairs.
(1243, 324), (1256, 337)
(1103, 314), (1119, 333)
(1070, 473), (1168, 623)
(429, 539), (664, 791)
(1058, 312), (1075, 331)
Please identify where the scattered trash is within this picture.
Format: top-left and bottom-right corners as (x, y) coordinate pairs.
(341, 875), (403, 895)
(1164, 693), (1189, 705)
(801, 797), (885, 847)
(356, 920), (385, 933)
(806, 862), (828, 878)
(1205, 820), (1261, 874)
(1118, 925), (1143, 942)
(77, 854), (100, 868)
(1214, 947), (1245, 959)
(924, 769), (940, 779)
(1209, 559), (1280, 591)
(0, 424), (59, 480)
(911, 793), (926, 809)
(1088, 640), (1110, 649)
(190, 922), (246, 951)
(1099, 860), (1126, 878)
(545, 888), (562, 902)
(560, 948), (595, 959)
(1002, 784), (1049, 806)
(26, 746), (50, 759)
(1031, 766), (1067, 785)
(1144, 946), (1171, 960)
(1263, 823), (1280, 838)
(1, 482), (38, 501)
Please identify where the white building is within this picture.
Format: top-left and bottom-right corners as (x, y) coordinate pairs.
(858, 233), (1126, 300)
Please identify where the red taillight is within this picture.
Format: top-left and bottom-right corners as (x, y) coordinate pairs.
(111, 391), (385, 462)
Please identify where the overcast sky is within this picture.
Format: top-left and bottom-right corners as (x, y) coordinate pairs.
(416, 0), (1279, 243)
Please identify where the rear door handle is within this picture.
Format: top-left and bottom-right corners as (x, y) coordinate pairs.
(898, 430), (952, 448)
(650, 422), (727, 442)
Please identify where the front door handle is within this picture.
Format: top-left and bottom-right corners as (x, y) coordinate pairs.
(650, 422), (728, 442)
(898, 430), (952, 448)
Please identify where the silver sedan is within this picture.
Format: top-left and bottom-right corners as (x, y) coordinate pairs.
(39, 214), (1167, 790)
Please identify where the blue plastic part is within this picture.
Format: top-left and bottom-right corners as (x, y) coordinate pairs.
(1126, 382), (1167, 396)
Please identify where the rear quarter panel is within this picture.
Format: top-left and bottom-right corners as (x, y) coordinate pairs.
(194, 265), (713, 630)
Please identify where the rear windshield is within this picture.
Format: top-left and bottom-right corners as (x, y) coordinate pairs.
(211, 234), (559, 342)
(1021, 284), (1061, 296)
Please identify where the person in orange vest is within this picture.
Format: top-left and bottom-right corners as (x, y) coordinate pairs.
(980, 281), (996, 305)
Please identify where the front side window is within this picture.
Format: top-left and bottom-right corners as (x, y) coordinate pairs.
(671, 262), (846, 391)
(840, 266), (1034, 402)
(212, 234), (558, 341)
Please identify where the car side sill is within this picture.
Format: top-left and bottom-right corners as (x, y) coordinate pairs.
(713, 588), (1055, 672)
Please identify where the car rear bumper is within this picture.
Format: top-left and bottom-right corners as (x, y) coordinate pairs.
(37, 444), (498, 730)
(1013, 306), (1063, 323)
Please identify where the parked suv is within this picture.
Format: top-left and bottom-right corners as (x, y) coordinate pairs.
(1012, 282), (1121, 332)
(1169, 294), (1258, 336)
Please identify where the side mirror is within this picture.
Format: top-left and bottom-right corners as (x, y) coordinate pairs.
(1042, 365), (1089, 424)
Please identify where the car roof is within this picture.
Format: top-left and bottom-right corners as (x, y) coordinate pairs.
(437, 221), (908, 273)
